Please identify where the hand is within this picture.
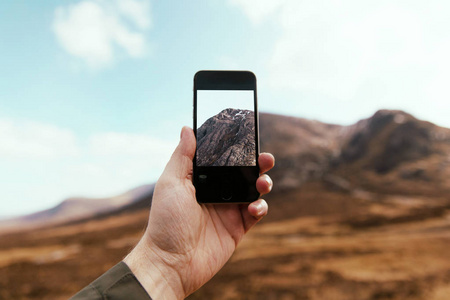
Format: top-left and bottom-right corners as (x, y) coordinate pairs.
(124, 126), (275, 299)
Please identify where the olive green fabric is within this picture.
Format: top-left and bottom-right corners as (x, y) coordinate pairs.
(71, 262), (151, 300)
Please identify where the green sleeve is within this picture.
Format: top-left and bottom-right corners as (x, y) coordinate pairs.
(70, 261), (152, 300)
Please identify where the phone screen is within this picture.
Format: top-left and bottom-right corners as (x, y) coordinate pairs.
(196, 90), (256, 167)
(193, 70), (259, 203)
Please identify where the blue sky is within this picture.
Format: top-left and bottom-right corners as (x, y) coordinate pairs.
(1, 0), (450, 216)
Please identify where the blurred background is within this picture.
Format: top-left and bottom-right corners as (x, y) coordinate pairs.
(1, 1), (450, 299)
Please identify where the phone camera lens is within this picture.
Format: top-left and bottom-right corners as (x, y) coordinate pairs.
(199, 175), (207, 183)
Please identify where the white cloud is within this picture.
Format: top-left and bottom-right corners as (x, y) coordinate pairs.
(231, 0), (450, 127)
(266, 2), (430, 99)
(89, 132), (175, 157)
(64, 132), (176, 209)
(0, 119), (79, 159)
(87, 132), (176, 191)
(228, 0), (286, 25)
(89, 132), (176, 172)
(0, 118), (177, 215)
(53, 0), (151, 69)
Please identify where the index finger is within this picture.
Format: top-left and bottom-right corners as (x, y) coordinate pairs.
(259, 152), (275, 174)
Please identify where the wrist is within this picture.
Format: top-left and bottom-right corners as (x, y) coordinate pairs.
(123, 238), (186, 300)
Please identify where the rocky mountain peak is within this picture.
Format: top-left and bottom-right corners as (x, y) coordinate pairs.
(197, 108), (256, 166)
(216, 108), (252, 120)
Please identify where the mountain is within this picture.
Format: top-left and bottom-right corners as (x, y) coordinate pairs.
(259, 112), (343, 190)
(0, 184), (154, 231)
(260, 109), (450, 191)
(3, 109), (450, 300)
(197, 108), (256, 166)
(334, 110), (450, 195)
(2, 109), (450, 230)
(259, 109), (450, 222)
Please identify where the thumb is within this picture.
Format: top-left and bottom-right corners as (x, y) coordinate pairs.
(162, 126), (196, 180)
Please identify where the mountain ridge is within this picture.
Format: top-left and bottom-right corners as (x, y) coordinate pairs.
(197, 108), (256, 166)
(0, 184), (154, 231)
(2, 109), (450, 230)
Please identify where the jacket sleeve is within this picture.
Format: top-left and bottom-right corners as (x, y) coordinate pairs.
(70, 261), (152, 300)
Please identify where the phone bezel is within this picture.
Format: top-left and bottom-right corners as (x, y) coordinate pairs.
(193, 70), (260, 203)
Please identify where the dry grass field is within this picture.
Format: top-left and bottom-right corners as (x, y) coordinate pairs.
(190, 199), (450, 299)
(1, 186), (449, 300)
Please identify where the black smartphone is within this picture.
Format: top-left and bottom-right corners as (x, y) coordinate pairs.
(193, 70), (260, 203)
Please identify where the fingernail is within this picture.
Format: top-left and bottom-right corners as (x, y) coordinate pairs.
(264, 175), (273, 188)
(180, 126), (186, 140)
(255, 201), (265, 217)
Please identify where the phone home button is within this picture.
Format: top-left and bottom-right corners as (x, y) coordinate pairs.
(221, 176), (233, 201)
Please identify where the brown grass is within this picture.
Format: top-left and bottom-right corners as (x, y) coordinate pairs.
(1, 196), (450, 300)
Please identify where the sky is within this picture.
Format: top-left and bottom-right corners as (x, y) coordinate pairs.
(1, 0), (450, 216)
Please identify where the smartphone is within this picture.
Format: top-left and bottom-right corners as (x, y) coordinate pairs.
(193, 70), (260, 203)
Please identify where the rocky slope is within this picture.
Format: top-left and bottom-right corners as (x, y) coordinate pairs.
(197, 108), (256, 166)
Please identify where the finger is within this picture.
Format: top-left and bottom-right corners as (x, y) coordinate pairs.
(256, 174), (273, 196)
(162, 126), (196, 181)
(241, 199), (268, 232)
(259, 153), (275, 174)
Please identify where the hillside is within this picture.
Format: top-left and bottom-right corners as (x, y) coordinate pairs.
(262, 109), (450, 195)
(260, 110), (450, 223)
(1, 109), (450, 300)
(0, 184), (154, 232)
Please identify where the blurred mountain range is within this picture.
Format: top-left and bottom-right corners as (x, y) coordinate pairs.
(0, 184), (154, 231)
(2, 109), (450, 300)
(1, 109), (449, 230)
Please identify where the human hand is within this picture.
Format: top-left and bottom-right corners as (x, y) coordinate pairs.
(124, 126), (274, 299)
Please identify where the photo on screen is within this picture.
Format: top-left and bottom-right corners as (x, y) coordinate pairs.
(196, 90), (256, 167)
